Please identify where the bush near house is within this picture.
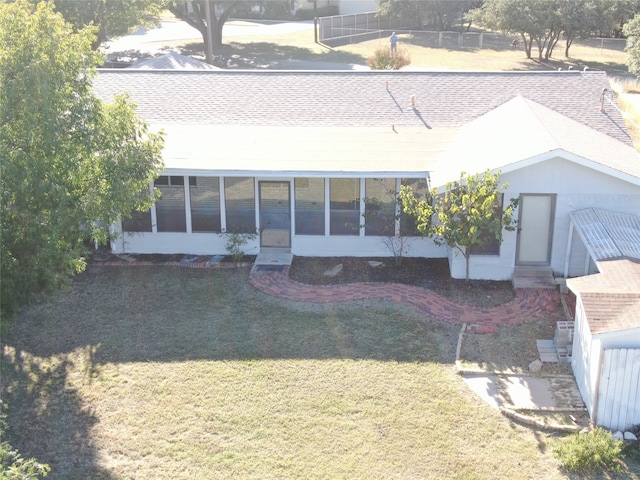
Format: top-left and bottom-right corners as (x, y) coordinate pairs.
(554, 427), (624, 472)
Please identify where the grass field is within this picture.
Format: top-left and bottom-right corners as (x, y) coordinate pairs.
(2, 267), (639, 479)
(3, 21), (640, 479)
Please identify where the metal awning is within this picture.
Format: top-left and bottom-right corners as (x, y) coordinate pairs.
(568, 208), (640, 263)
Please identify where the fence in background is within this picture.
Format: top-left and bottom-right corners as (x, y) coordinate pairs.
(318, 12), (626, 52)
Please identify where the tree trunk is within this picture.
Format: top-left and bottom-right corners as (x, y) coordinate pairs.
(564, 37), (573, 58)
(465, 251), (470, 281)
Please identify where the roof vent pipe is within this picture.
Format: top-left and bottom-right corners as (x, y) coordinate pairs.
(410, 95), (416, 107)
(600, 87), (607, 112)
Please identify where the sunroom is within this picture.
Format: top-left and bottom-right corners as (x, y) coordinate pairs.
(110, 125), (454, 259)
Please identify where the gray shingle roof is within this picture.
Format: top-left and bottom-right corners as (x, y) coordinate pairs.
(92, 69), (631, 144)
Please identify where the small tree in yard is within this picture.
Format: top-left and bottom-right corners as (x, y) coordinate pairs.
(400, 170), (518, 281)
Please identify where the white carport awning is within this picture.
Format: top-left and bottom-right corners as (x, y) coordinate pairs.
(569, 208), (640, 262)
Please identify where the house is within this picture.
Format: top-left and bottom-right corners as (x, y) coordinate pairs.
(93, 68), (640, 429)
(93, 69), (640, 280)
(564, 209), (640, 431)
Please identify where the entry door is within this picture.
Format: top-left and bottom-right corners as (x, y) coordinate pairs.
(259, 181), (291, 248)
(516, 194), (556, 265)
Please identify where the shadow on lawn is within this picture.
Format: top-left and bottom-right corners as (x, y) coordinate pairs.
(3, 266), (460, 366)
(0, 348), (115, 479)
(178, 40), (366, 68)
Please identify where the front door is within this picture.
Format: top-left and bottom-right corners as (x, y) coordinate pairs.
(259, 181), (291, 248)
(516, 194), (556, 265)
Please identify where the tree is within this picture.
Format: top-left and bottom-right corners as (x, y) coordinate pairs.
(167, 1), (277, 63)
(625, 13), (640, 77)
(377, 0), (479, 31)
(0, 1), (164, 313)
(468, 0), (563, 60)
(0, 401), (50, 479)
(400, 170), (518, 281)
(50, 0), (165, 48)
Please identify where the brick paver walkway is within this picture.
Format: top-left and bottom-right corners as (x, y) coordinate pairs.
(249, 266), (561, 334)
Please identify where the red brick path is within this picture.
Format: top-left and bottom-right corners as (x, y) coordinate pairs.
(249, 266), (561, 334)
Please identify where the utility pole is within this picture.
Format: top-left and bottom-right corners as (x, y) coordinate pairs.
(313, 0), (318, 43)
(204, 0), (214, 64)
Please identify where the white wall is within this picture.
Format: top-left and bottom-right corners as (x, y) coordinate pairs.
(571, 296), (599, 419)
(338, 0), (378, 15)
(449, 157), (640, 280)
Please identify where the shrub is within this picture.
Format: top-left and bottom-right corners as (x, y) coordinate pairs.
(367, 48), (411, 70)
(554, 427), (624, 472)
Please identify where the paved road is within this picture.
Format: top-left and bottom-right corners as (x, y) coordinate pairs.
(105, 19), (314, 55)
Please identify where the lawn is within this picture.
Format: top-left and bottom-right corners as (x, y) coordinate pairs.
(0, 266), (573, 479)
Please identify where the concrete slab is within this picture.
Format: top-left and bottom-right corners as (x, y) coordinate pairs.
(462, 374), (557, 410)
(462, 374), (502, 408)
(254, 251), (293, 266)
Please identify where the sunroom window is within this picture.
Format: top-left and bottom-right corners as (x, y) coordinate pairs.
(155, 176), (186, 232)
(295, 178), (325, 235)
(330, 178), (360, 236)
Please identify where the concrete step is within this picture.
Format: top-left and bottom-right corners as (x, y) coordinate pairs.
(513, 266), (556, 289)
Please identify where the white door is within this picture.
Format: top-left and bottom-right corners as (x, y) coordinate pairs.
(516, 194), (555, 265)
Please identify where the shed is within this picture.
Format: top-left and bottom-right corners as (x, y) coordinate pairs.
(566, 209), (640, 431)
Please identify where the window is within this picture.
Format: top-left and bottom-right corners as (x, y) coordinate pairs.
(330, 178), (360, 235)
(190, 176), (221, 232)
(295, 178), (324, 235)
(470, 194), (504, 256)
(122, 208), (152, 232)
(225, 177), (255, 233)
(155, 176), (186, 232)
(364, 178), (397, 236)
(400, 178), (430, 236)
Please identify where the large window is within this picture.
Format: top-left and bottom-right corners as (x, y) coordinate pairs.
(190, 176), (221, 232)
(400, 178), (430, 236)
(330, 178), (360, 236)
(225, 177), (255, 233)
(470, 194), (504, 256)
(364, 178), (397, 236)
(122, 208), (152, 232)
(155, 176), (186, 232)
(295, 178), (325, 235)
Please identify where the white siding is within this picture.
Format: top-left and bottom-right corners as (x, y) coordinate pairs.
(338, 0), (377, 15)
(596, 348), (640, 431)
(448, 157), (640, 280)
(572, 297), (599, 418)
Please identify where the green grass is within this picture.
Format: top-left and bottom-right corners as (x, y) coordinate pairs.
(0, 266), (573, 479)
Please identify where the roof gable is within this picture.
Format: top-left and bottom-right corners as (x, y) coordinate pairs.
(430, 96), (640, 187)
(129, 52), (220, 70)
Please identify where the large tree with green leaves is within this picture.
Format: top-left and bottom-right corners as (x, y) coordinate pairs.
(0, 0), (164, 313)
(469, 0), (638, 59)
(377, 0), (479, 31)
(50, 0), (165, 48)
(625, 13), (640, 77)
(400, 170), (518, 280)
(167, 1), (288, 63)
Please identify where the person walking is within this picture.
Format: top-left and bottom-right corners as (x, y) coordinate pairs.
(390, 31), (398, 56)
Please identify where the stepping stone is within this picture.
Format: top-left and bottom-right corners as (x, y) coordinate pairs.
(368, 261), (384, 268)
(323, 264), (343, 277)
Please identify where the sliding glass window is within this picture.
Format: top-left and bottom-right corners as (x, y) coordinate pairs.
(330, 178), (360, 236)
(225, 177), (256, 233)
(364, 178), (397, 236)
(400, 178), (430, 236)
(155, 176), (186, 232)
(294, 178), (324, 235)
(189, 176), (221, 232)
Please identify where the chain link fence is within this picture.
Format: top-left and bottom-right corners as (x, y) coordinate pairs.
(318, 12), (626, 52)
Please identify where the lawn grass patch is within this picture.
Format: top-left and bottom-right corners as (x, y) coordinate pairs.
(2, 266), (575, 479)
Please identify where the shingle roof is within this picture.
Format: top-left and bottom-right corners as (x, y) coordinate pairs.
(430, 96), (640, 187)
(567, 258), (640, 335)
(92, 70), (631, 144)
(566, 209), (640, 335)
